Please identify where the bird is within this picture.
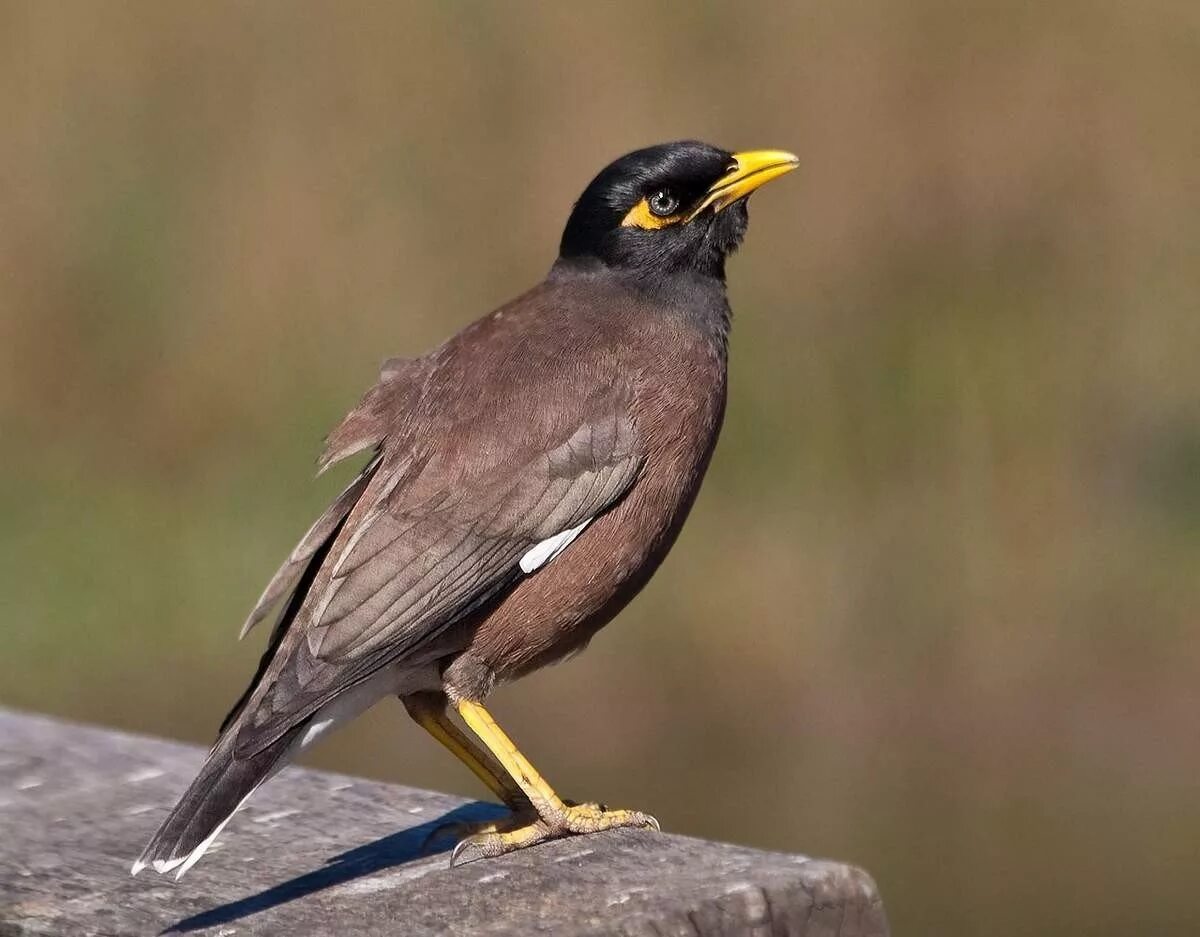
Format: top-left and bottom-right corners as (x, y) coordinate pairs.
(132, 140), (798, 878)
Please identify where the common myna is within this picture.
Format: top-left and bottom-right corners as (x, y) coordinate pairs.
(133, 141), (797, 876)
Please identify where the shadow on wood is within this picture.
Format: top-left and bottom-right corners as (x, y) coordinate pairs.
(165, 801), (505, 933)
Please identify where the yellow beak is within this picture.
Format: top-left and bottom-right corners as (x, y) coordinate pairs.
(686, 149), (799, 221)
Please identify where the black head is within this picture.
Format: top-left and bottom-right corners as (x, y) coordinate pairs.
(557, 141), (797, 283)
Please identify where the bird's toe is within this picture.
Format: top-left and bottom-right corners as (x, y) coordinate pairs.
(448, 816), (556, 867)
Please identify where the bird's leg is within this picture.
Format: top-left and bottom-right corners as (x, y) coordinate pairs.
(402, 692), (538, 853)
(449, 699), (658, 865)
(401, 692), (528, 809)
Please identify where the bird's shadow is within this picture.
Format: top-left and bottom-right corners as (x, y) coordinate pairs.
(163, 801), (508, 934)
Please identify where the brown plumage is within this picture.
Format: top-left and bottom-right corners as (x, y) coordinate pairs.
(134, 141), (797, 877)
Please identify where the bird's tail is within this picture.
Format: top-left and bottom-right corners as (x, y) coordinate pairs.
(131, 727), (296, 879)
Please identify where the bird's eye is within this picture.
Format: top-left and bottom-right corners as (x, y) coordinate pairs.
(647, 189), (681, 217)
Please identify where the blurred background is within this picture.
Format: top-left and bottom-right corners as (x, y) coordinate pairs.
(2, 2), (1198, 933)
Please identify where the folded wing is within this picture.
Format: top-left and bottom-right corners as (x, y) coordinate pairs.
(230, 395), (642, 758)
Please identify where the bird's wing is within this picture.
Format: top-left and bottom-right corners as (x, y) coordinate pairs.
(232, 394), (643, 757)
(238, 356), (431, 640)
(236, 459), (377, 640)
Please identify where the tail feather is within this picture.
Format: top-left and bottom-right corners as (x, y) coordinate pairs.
(132, 728), (296, 879)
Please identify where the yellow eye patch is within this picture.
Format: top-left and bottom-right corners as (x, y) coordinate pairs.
(620, 198), (685, 230)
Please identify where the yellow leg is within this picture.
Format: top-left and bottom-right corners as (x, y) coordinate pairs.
(402, 694), (526, 807)
(452, 699), (659, 864)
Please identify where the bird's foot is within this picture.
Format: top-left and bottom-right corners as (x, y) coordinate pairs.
(420, 794), (533, 854)
(448, 800), (659, 866)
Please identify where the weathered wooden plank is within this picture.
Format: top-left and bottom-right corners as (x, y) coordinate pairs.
(0, 709), (888, 936)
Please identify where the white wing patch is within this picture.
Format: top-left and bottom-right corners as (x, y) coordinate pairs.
(519, 518), (591, 574)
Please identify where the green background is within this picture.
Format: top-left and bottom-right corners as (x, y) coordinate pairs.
(3, 3), (1198, 934)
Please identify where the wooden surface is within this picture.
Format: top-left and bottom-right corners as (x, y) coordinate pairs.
(0, 709), (888, 936)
